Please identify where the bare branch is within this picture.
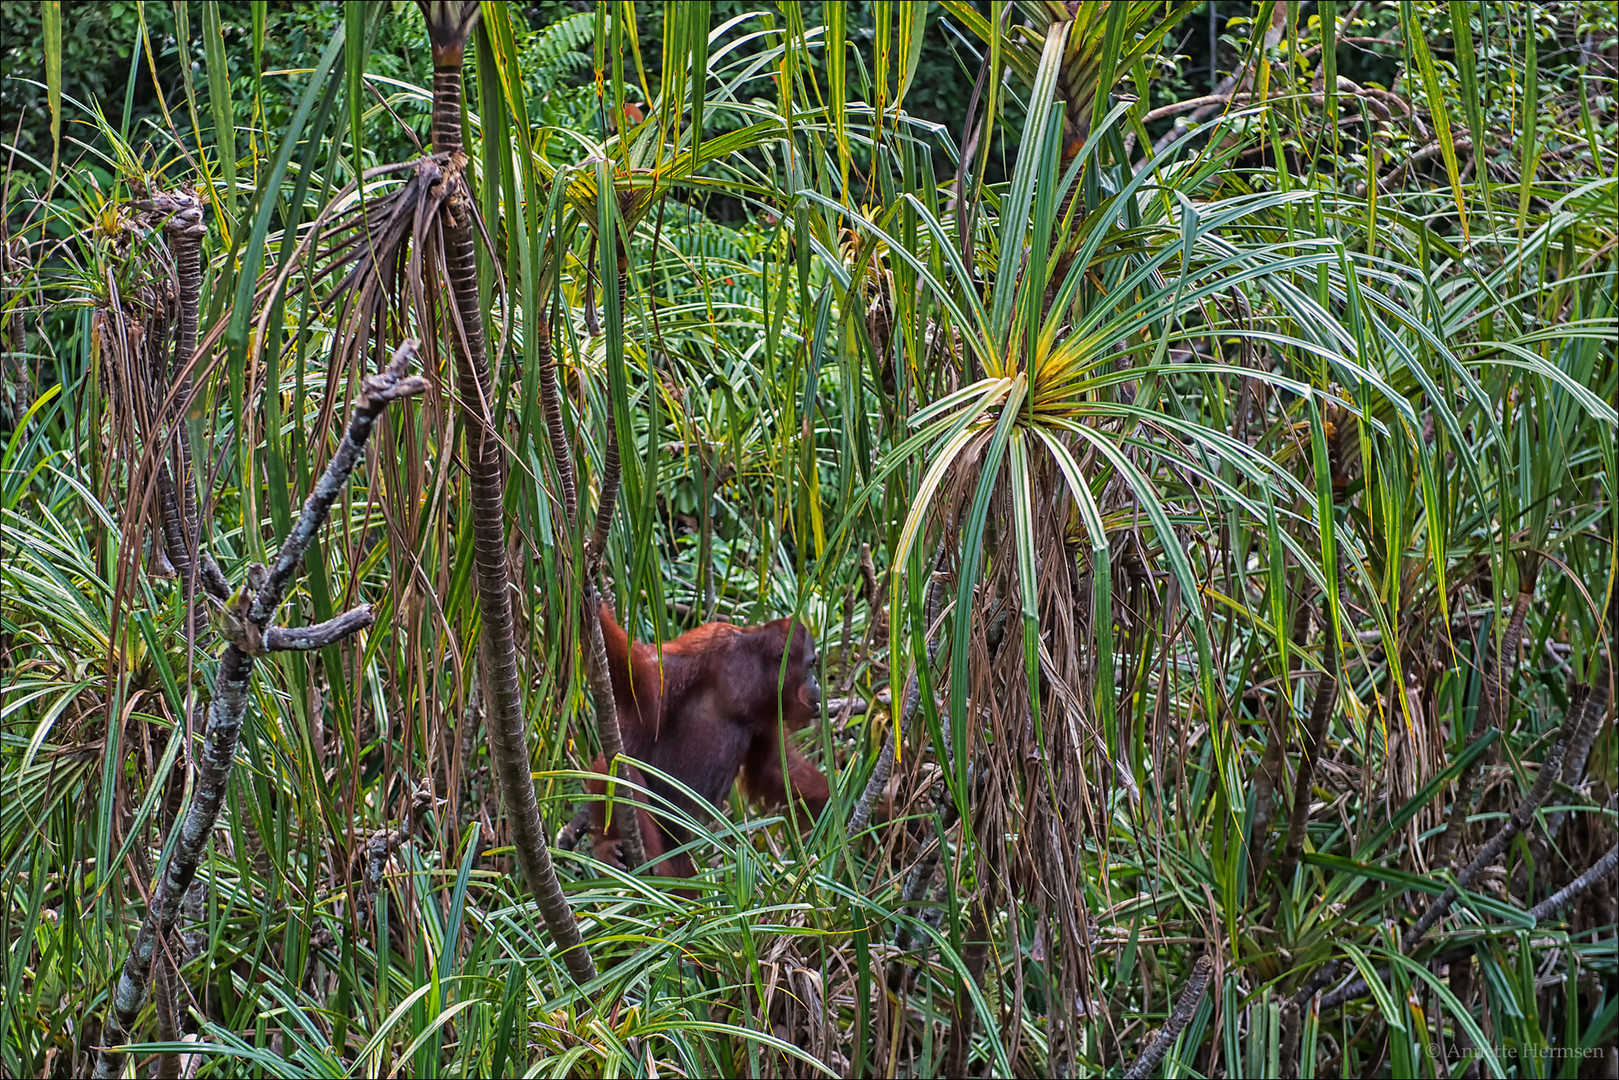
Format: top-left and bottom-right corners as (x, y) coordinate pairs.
(1125, 954), (1215, 1080)
(94, 341), (423, 1079)
(848, 544), (950, 837)
(1530, 843), (1619, 922)
(264, 605), (375, 652)
(250, 345), (427, 626)
(1312, 717), (1575, 1015)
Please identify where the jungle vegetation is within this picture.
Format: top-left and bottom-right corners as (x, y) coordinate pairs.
(1, 1), (1615, 1076)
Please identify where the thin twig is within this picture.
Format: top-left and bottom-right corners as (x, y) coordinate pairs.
(1529, 843), (1619, 921)
(848, 544), (950, 837)
(263, 605), (375, 651)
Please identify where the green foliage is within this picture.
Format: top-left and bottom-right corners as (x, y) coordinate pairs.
(2, 2), (1615, 1077)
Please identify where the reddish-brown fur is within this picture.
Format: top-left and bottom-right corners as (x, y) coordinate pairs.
(586, 602), (830, 880)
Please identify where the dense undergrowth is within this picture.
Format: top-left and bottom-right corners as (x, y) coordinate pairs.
(1, 2), (1616, 1077)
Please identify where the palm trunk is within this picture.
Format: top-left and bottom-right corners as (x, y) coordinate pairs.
(152, 944), (182, 1079)
(582, 260), (647, 869)
(582, 584), (647, 871)
(150, 190), (229, 607)
(1538, 584), (1612, 856)
(423, 3), (594, 985)
(134, 193), (222, 1078)
(536, 318), (579, 521)
(166, 195), (203, 583)
(542, 256), (647, 871)
(586, 262), (627, 572)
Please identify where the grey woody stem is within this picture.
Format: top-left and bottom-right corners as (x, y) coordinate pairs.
(848, 545), (950, 838)
(1546, 659), (1611, 844)
(264, 605), (375, 651)
(1305, 837), (1619, 1020)
(1124, 954), (1215, 1080)
(94, 342), (424, 1079)
(1529, 843), (1619, 921)
(1312, 717), (1576, 1016)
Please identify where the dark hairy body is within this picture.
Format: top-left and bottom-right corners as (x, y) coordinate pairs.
(584, 602), (831, 879)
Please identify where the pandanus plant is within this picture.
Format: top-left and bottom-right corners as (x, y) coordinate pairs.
(92, 6), (817, 1061)
(406, 0), (597, 983)
(822, 19), (1399, 1068)
(114, 0), (607, 1010)
(190, 0), (796, 977)
(199, 0), (601, 984)
(939, 1), (1196, 167)
(163, 3), (803, 968)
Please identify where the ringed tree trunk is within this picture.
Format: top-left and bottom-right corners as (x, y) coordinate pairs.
(420, 0), (594, 985)
(536, 299), (647, 873)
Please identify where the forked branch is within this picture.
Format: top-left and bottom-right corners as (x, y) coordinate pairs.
(94, 341), (425, 1079)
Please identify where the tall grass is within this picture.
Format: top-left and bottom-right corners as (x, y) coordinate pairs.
(1, 2), (1614, 1077)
